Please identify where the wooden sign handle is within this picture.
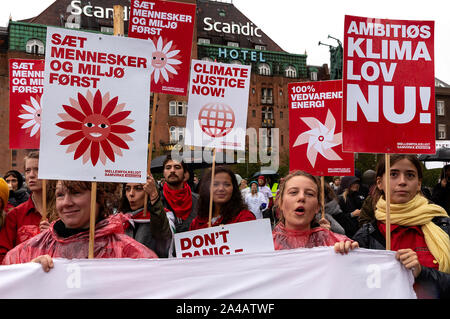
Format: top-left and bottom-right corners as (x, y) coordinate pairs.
(41, 179), (47, 221)
(88, 181), (97, 259)
(385, 154), (391, 250)
(208, 148), (217, 228)
(143, 93), (159, 217)
(320, 176), (325, 220)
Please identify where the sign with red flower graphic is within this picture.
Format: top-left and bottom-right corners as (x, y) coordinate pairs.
(9, 59), (44, 149)
(38, 27), (153, 183)
(289, 80), (354, 176)
(342, 15), (435, 154)
(185, 60), (251, 150)
(128, 0), (196, 96)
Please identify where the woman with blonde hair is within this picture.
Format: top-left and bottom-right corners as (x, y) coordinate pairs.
(273, 170), (358, 254)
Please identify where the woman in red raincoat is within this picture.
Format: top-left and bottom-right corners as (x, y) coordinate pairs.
(2, 180), (157, 271)
(273, 170), (358, 254)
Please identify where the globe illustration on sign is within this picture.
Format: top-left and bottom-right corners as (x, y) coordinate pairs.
(198, 102), (235, 138)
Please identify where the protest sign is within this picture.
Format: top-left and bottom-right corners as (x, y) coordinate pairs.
(174, 219), (274, 258)
(0, 248), (416, 298)
(128, 0), (196, 95)
(9, 59), (44, 149)
(342, 15), (435, 154)
(38, 27), (152, 183)
(185, 60), (251, 150)
(289, 80), (354, 176)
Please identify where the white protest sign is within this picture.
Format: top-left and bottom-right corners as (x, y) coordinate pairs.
(39, 27), (153, 183)
(185, 60), (251, 150)
(174, 219), (274, 258)
(0, 248), (416, 298)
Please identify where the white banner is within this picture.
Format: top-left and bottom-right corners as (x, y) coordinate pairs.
(185, 60), (251, 150)
(39, 27), (153, 183)
(174, 219), (274, 258)
(0, 248), (416, 299)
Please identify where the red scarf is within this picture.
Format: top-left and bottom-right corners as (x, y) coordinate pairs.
(163, 182), (192, 220)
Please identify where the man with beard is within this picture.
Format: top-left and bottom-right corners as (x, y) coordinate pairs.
(161, 155), (199, 233)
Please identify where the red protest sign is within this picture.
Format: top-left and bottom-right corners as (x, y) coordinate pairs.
(343, 15), (435, 154)
(128, 0), (196, 96)
(9, 59), (44, 149)
(289, 80), (354, 176)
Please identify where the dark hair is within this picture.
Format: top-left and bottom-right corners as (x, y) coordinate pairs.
(441, 164), (450, 181)
(371, 154), (423, 208)
(163, 154), (188, 173)
(197, 166), (247, 224)
(4, 170), (24, 189)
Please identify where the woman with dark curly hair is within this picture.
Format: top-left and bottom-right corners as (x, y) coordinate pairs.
(189, 166), (256, 230)
(2, 180), (158, 271)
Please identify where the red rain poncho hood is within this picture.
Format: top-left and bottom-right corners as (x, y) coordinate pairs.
(272, 222), (351, 250)
(2, 213), (157, 265)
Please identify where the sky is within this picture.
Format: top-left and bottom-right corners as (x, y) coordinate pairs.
(1, 0), (449, 84)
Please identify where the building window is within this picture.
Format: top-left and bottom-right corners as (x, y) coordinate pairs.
(26, 39), (44, 55)
(285, 65), (297, 78)
(310, 71), (318, 81)
(261, 88), (273, 104)
(280, 111), (283, 119)
(255, 45), (266, 50)
(279, 89), (283, 96)
(198, 38), (211, 44)
(281, 134), (284, 146)
(252, 110), (256, 117)
(438, 124), (446, 139)
(227, 41), (239, 47)
(437, 100), (445, 116)
(169, 101), (187, 116)
(262, 107), (273, 119)
(170, 127), (185, 143)
(252, 88), (255, 95)
(100, 26), (114, 33)
(258, 63), (271, 76)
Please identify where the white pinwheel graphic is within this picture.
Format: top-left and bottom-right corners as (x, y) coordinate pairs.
(18, 96), (42, 138)
(293, 109), (343, 167)
(149, 36), (182, 84)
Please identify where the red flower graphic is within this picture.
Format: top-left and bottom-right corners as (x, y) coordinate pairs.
(56, 90), (135, 166)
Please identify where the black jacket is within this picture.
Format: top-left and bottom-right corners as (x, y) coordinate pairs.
(353, 216), (450, 298)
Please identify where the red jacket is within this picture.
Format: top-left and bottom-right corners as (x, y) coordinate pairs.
(2, 213), (157, 265)
(189, 209), (256, 231)
(0, 196), (41, 263)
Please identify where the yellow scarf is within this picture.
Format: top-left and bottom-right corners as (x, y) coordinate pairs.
(375, 194), (450, 273)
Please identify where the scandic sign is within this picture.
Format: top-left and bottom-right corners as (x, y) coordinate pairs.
(289, 80), (354, 176)
(128, 0), (196, 96)
(342, 15), (435, 154)
(9, 59), (44, 149)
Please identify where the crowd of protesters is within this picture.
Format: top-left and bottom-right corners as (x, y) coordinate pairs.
(0, 152), (449, 298)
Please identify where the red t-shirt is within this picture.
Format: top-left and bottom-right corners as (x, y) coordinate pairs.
(0, 197), (41, 263)
(189, 209), (256, 231)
